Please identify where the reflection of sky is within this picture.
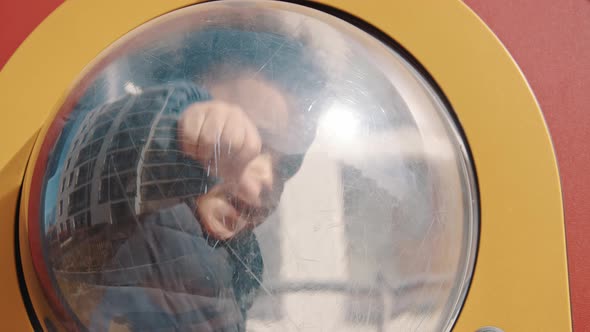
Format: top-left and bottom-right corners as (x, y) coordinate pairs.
(42, 61), (126, 230)
(43, 118), (84, 228)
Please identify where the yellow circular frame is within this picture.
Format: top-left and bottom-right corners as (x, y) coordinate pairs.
(0, 0), (570, 331)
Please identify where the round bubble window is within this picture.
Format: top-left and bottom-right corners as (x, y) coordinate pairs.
(30, 1), (478, 331)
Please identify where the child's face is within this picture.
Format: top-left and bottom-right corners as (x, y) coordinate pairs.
(197, 73), (303, 240)
(208, 75), (291, 141)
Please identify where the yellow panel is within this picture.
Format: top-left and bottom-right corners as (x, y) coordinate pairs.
(1, 0), (570, 331)
(0, 134), (37, 331)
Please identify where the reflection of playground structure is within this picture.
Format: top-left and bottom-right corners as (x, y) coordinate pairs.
(246, 138), (462, 331)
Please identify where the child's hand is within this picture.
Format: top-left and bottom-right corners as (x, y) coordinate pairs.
(196, 183), (246, 241)
(195, 153), (275, 240)
(177, 100), (262, 178)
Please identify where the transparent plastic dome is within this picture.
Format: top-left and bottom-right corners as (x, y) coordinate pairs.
(33, 1), (478, 331)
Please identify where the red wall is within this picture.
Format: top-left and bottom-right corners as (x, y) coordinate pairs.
(0, 0), (63, 70)
(1, 0), (589, 330)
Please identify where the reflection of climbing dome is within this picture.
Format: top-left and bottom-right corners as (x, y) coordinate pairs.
(29, 2), (481, 331)
(54, 82), (212, 242)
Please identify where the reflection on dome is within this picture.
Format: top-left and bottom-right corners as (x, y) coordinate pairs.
(36, 1), (477, 331)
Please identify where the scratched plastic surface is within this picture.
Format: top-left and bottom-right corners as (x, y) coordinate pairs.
(36, 1), (478, 331)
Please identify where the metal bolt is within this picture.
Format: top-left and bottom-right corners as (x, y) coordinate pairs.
(476, 327), (504, 332)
